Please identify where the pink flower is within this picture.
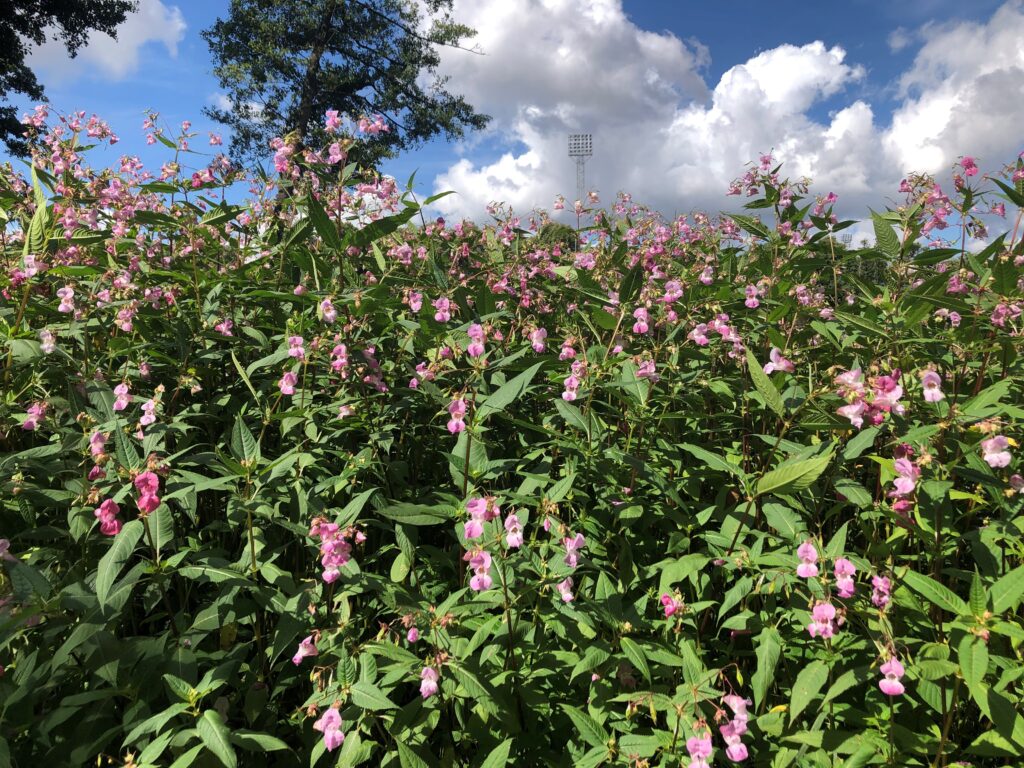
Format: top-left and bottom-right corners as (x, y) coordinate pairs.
(686, 730), (713, 768)
(660, 593), (684, 618)
(807, 600), (837, 639)
(287, 336), (306, 360)
(433, 297), (451, 323)
(407, 627), (419, 643)
(504, 513), (523, 548)
(312, 707), (345, 752)
(763, 347), (795, 375)
(467, 323), (486, 358)
(447, 397), (467, 434)
(140, 399), (157, 426)
(981, 435), (1012, 468)
(320, 298), (337, 323)
(113, 383), (131, 411)
(22, 401), (47, 431)
(464, 548), (493, 591)
(529, 327), (547, 353)
(632, 307), (650, 335)
(890, 457), (920, 498)
(720, 719), (749, 762)
(214, 318), (233, 336)
(688, 323), (710, 346)
(872, 575), (891, 609)
(324, 110), (342, 133)
(563, 532), (586, 569)
(837, 400), (867, 429)
(291, 635), (318, 665)
(89, 431), (108, 458)
(556, 576), (574, 603)
(134, 471), (161, 514)
(744, 284), (760, 309)
(834, 558), (856, 598)
(420, 667), (439, 699)
(94, 499), (123, 536)
(878, 657), (905, 696)
(796, 540), (819, 578)
(309, 517), (352, 583)
(279, 371), (298, 396)
(920, 370), (944, 402)
(959, 156), (978, 177)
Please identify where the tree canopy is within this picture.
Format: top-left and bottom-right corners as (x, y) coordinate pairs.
(0, 0), (136, 156)
(202, 0), (491, 167)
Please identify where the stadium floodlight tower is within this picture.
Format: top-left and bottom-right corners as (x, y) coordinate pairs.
(567, 133), (593, 204)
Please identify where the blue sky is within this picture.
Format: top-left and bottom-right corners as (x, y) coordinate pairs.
(9, 0), (1023, 225)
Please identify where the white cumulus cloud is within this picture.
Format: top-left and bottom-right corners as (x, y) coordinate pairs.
(28, 0), (186, 82)
(429, 0), (1024, 222)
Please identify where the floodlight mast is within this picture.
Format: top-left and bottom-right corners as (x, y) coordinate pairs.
(567, 133), (593, 205)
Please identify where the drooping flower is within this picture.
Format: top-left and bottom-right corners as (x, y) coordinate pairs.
(796, 540), (819, 578)
(834, 558), (856, 598)
(447, 397), (467, 434)
(279, 371), (298, 396)
(807, 600), (838, 639)
(309, 517), (352, 583)
(660, 593), (684, 618)
(22, 401), (47, 431)
(89, 431), (108, 458)
(94, 499), (123, 536)
(556, 576), (574, 603)
(312, 707), (345, 752)
(763, 347), (795, 375)
(632, 307), (650, 335)
(563, 532), (586, 569)
(420, 667), (439, 698)
(720, 719), (748, 762)
(113, 382), (131, 411)
(464, 548), (493, 591)
(504, 513), (523, 548)
(920, 370), (944, 402)
(320, 298), (337, 323)
(686, 729), (713, 768)
(287, 336), (306, 360)
(467, 323), (486, 358)
(407, 627), (419, 644)
(134, 471), (161, 514)
(529, 327), (547, 353)
(981, 435), (1012, 468)
(291, 635), (318, 665)
(878, 657), (905, 696)
(871, 575), (892, 609)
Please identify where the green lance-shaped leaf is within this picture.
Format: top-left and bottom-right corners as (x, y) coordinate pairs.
(870, 209), (901, 259)
(197, 709), (237, 768)
(992, 566), (1024, 614)
(752, 627), (782, 709)
(902, 570), (969, 615)
(789, 660), (829, 724)
(746, 348), (784, 417)
(757, 451), (833, 497)
(560, 704), (610, 749)
(478, 738), (514, 768)
(95, 520), (144, 606)
(476, 361), (545, 423)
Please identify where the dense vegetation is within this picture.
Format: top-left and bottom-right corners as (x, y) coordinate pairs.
(1, 109), (1024, 768)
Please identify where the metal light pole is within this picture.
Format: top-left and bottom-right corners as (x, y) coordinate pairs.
(567, 133), (592, 205)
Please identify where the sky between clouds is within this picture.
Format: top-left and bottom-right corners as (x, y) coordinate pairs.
(16, 0), (1024, 226)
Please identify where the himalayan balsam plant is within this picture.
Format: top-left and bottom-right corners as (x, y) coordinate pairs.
(1, 106), (1024, 767)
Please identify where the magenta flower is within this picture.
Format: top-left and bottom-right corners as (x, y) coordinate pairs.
(420, 667), (439, 699)
(686, 730), (713, 768)
(140, 399), (157, 427)
(320, 298), (337, 323)
(432, 297), (451, 323)
(878, 657), (905, 696)
(406, 627), (419, 644)
(134, 471), (161, 514)
(660, 593), (684, 618)
(719, 719), (748, 762)
(796, 540), (819, 578)
(291, 635), (318, 665)
(22, 401), (47, 431)
(834, 558), (856, 598)
(959, 156), (978, 177)
(214, 318), (233, 336)
(467, 323), (486, 358)
(981, 435), (1012, 468)
(563, 532), (586, 569)
(920, 370), (944, 402)
(89, 431), (108, 458)
(279, 371), (298, 396)
(287, 336), (305, 360)
(529, 327), (547, 353)
(312, 707), (345, 752)
(94, 499), (123, 536)
(688, 323), (710, 346)
(632, 307), (650, 335)
(763, 347), (795, 375)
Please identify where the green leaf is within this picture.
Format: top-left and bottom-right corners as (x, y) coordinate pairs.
(397, 741), (431, 768)
(833, 477), (873, 508)
(168, 745), (205, 768)
(789, 660), (829, 724)
(617, 265), (644, 305)
(959, 634), (989, 694)
(757, 451), (832, 497)
(197, 709), (237, 768)
(961, 379), (1013, 419)
(95, 520), (143, 606)
(560, 704), (609, 748)
(476, 361), (545, 423)
(620, 637), (650, 682)
(752, 627), (782, 710)
(231, 415), (260, 464)
(679, 443), (745, 479)
(376, 503), (452, 526)
(761, 503), (805, 539)
(970, 571), (988, 618)
(349, 681), (397, 710)
(992, 566), (1024, 613)
(870, 210), (901, 258)
(746, 348), (784, 417)
(902, 570), (969, 615)
(232, 731), (290, 752)
(477, 738), (513, 768)
(231, 351), (260, 404)
(306, 193), (341, 251)
(841, 426), (879, 461)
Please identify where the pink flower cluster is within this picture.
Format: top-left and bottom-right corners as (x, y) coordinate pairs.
(719, 695), (751, 761)
(309, 517), (353, 583)
(467, 323), (486, 358)
(562, 360), (587, 402)
(420, 666), (439, 698)
(660, 592), (684, 618)
(835, 368), (904, 429)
